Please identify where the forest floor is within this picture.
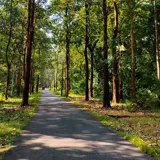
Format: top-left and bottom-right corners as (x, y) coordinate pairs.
(53, 91), (160, 160)
(0, 91), (41, 160)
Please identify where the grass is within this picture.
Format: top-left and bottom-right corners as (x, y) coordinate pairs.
(52, 90), (160, 160)
(0, 91), (41, 160)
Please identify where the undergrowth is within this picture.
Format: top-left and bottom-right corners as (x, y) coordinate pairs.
(0, 91), (41, 160)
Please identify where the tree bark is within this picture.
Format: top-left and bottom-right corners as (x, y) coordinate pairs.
(90, 50), (94, 98)
(112, 1), (119, 103)
(89, 40), (98, 98)
(31, 82), (34, 93)
(103, 0), (111, 108)
(23, 53), (26, 81)
(154, 0), (160, 79)
(65, 7), (70, 97)
(5, 65), (11, 100)
(129, 0), (137, 103)
(61, 65), (64, 96)
(5, 0), (13, 100)
(54, 70), (56, 92)
(36, 48), (40, 93)
(118, 48), (123, 100)
(22, 0), (35, 106)
(16, 68), (21, 97)
(84, 1), (89, 101)
(36, 75), (39, 93)
(30, 68), (34, 94)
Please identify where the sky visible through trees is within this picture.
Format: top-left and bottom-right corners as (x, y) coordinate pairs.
(0, 0), (160, 108)
(0, 1), (160, 159)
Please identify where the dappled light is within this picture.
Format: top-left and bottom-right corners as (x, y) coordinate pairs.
(4, 90), (152, 160)
(1, 0), (160, 159)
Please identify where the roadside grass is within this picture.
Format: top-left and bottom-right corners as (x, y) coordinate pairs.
(0, 91), (41, 160)
(52, 90), (160, 160)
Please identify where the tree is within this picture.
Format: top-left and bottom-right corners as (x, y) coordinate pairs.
(22, 0), (35, 106)
(84, 1), (90, 101)
(65, 5), (70, 97)
(89, 39), (98, 98)
(5, 0), (13, 100)
(154, 0), (160, 80)
(128, 0), (137, 103)
(103, 0), (111, 108)
(112, 0), (119, 103)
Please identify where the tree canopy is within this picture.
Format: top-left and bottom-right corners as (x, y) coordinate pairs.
(0, 0), (160, 109)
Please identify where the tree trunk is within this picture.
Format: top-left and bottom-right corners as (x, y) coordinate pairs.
(23, 53), (26, 81)
(61, 65), (64, 96)
(65, 7), (70, 97)
(32, 82), (34, 93)
(103, 0), (111, 108)
(5, 65), (11, 100)
(84, 1), (89, 101)
(112, 1), (119, 103)
(31, 67), (34, 93)
(89, 40), (98, 98)
(56, 69), (58, 90)
(36, 48), (40, 93)
(90, 50), (94, 98)
(118, 51), (123, 100)
(36, 75), (39, 93)
(29, 68), (33, 94)
(154, 0), (160, 79)
(130, 0), (137, 103)
(54, 71), (56, 92)
(5, 0), (13, 100)
(22, 0), (35, 106)
(30, 69), (34, 94)
(16, 69), (21, 97)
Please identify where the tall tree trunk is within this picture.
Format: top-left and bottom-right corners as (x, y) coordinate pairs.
(89, 40), (98, 98)
(36, 48), (40, 93)
(22, 0), (35, 106)
(84, 1), (89, 101)
(119, 70), (123, 100)
(29, 68), (33, 94)
(118, 48), (123, 100)
(154, 0), (160, 79)
(103, 0), (111, 108)
(54, 71), (56, 92)
(36, 75), (39, 93)
(30, 70), (34, 93)
(90, 50), (94, 98)
(16, 68), (21, 97)
(5, 0), (13, 100)
(11, 69), (16, 96)
(129, 0), (137, 103)
(61, 65), (64, 96)
(112, 1), (119, 103)
(5, 65), (11, 100)
(31, 66), (35, 93)
(56, 69), (58, 90)
(32, 82), (34, 93)
(23, 53), (26, 81)
(65, 7), (70, 97)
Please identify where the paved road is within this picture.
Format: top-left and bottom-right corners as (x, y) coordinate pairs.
(4, 90), (153, 160)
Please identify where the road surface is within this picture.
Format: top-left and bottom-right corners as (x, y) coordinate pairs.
(4, 90), (153, 160)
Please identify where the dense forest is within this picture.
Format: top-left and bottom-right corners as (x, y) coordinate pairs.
(0, 1), (160, 159)
(0, 0), (160, 108)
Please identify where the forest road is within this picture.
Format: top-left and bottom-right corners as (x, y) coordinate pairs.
(4, 89), (153, 160)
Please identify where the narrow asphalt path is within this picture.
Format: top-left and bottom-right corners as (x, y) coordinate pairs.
(4, 90), (153, 160)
